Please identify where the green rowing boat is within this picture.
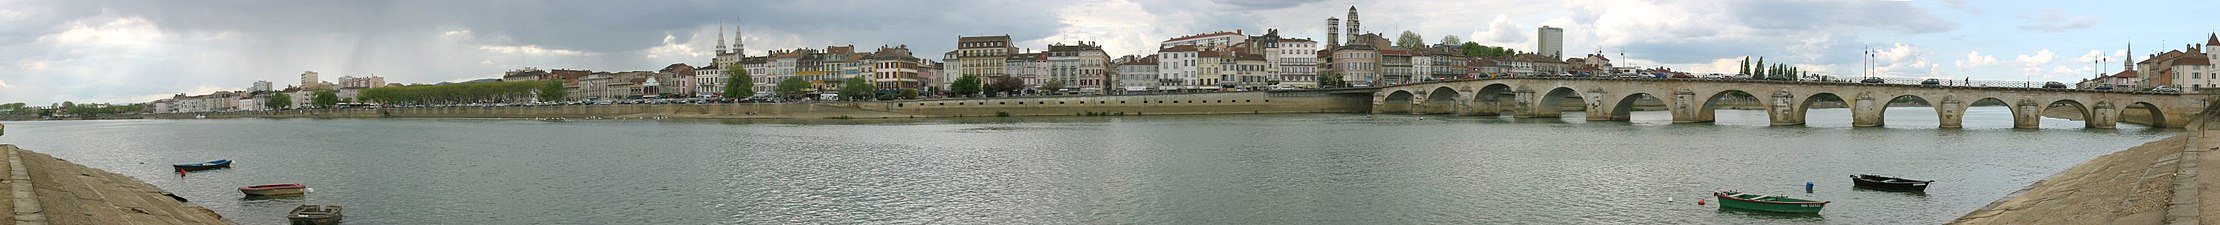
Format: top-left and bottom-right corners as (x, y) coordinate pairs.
(1714, 191), (1828, 213)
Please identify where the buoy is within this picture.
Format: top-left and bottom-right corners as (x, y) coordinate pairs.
(1806, 181), (1815, 193)
(178, 169), (187, 177)
(1698, 198), (1706, 205)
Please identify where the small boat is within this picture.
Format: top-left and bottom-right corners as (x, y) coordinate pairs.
(1851, 174), (1933, 191)
(172, 159), (232, 171)
(1714, 191), (1828, 213)
(287, 204), (344, 225)
(240, 183), (309, 196)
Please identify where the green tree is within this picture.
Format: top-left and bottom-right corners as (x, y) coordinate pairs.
(1753, 57), (1767, 79)
(950, 75), (982, 97)
(1738, 57), (1750, 75)
(538, 80), (566, 102)
(723, 66), (753, 98)
(1395, 30), (1424, 49)
(838, 75), (875, 100)
(60, 101), (73, 109)
(1040, 80), (1066, 95)
(775, 77), (810, 99)
(1439, 35), (1461, 47)
(898, 89), (919, 99)
(1318, 73), (1345, 88)
(312, 90), (339, 108)
(987, 76), (1025, 96)
(265, 94), (292, 110)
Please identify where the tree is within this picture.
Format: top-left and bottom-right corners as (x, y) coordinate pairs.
(898, 89), (919, 99)
(1040, 80), (1066, 95)
(265, 94), (292, 110)
(987, 76), (1025, 97)
(312, 90), (340, 108)
(1753, 57), (1768, 79)
(775, 77), (810, 99)
(60, 101), (74, 109)
(538, 80), (566, 102)
(1738, 57), (1751, 75)
(723, 66), (753, 98)
(950, 75), (982, 97)
(1395, 30), (1425, 49)
(1318, 73), (1345, 88)
(1439, 35), (1462, 47)
(838, 75), (875, 100)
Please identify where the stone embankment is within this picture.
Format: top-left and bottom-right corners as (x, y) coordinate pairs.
(1, 144), (230, 225)
(1951, 99), (2220, 224)
(2041, 105), (2163, 125)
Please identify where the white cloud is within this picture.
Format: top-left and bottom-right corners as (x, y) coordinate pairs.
(37, 17), (164, 48)
(2015, 49), (2054, 66)
(2073, 49), (2106, 63)
(1466, 14), (1528, 48)
(643, 33), (700, 59)
(0, 80), (12, 89)
(1955, 50), (1998, 68)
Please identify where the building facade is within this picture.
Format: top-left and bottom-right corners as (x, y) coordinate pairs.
(1538, 26), (1564, 60)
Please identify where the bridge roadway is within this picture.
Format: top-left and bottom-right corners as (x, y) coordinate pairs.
(1369, 77), (2211, 128)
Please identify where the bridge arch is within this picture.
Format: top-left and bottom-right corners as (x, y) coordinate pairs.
(1531, 87), (1584, 118)
(1696, 89), (1769, 124)
(2125, 101), (2167, 128)
(2039, 99), (2090, 129)
(1794, 92), (1847, 126)
(1958, 97), (2017, 128)
(1606, 92), (1670, 122)
(1471, 83), (1514, 116)
(1866, 94), (1939, 128)
(1378, 90), (1415, 114)
(1418, 86), (1462, 114)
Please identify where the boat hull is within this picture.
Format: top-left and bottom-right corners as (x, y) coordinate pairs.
(173, 160), (231, 171)
(288, 205), (344, 225)
(242, 188), (306, 196)
(1851, 175), (1931, 191)
(1715, 192), (1827, 213)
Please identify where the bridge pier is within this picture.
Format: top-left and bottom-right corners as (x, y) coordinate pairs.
(1769, 92), (1805, 126)
(1937, 98), (1964, 129)
(2090, 102), (2118, 129)
(2014, 99), (2042, 129)
(1513, 90), (1555, 118)
(1853, 93), (1884, 127)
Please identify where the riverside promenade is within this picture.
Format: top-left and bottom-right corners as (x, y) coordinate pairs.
(0, 143), (229, 225)
(1953, 99), (2220, 224)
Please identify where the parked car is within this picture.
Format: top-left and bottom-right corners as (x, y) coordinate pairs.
(2093, 84), (2115, 91)
(2152, 86), (2182, 93)
(2042, 81), (2068, 89)
(1920, 78), (1941, 86)
(1860, 77), (1886, 84)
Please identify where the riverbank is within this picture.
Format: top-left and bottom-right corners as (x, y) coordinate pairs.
(1951, 102), (2220, 224)
(1, 144), (229, 224)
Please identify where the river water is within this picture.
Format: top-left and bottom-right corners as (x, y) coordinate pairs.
(0, 107), (2177, 224)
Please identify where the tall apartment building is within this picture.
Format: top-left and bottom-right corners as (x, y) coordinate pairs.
(1538, 26), (1564, 60)
(949, 35), (1017, 82)
(1157, 45), (1202, 90)
(1116, 55), (1159, 92)
(867, 45), (926, 91)
(1046, 42), (1111, 93)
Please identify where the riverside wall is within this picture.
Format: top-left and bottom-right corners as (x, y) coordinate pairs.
(1952, 98), (2220, 224)
(135, 91), (1374, 120)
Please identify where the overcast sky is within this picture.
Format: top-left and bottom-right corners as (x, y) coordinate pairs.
(1, 0), (2213, 105)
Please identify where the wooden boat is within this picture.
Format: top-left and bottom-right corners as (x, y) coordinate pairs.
(1714, 191), (1828, 213)
(240, 183), (308, 196)
(1851, 174), (1932, 191)
(287, 204), (344, 225)
(172, 159), (231, 171)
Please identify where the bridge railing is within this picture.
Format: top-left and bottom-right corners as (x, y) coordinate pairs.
(1371, 76), (2185, 95)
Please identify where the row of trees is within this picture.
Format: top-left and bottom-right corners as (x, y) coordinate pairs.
(1395, 31), (1523, 58)
(1737, 57), (1808, 81)
(359, 81), (549, 105)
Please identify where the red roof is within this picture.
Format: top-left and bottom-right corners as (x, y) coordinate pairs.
(2209, 33), (2219, 46)
(1159, 45), (1199, 52)
(2181, 57), (2212, 66)
(2114, 70), (2137, 78)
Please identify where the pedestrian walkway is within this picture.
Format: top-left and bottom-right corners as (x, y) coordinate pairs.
(8, 145), (228, 224)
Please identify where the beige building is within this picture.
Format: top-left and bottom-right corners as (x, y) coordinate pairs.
(949, 35), (1017, 82)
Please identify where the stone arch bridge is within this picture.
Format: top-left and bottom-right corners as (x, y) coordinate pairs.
(1372, 77), (2211, 128)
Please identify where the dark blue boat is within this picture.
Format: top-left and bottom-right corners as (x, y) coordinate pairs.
(173, 159), (231, 171)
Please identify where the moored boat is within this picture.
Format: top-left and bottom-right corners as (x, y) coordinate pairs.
(240, 183), (308, 196)
(1714, 191), (1828, 213)
(1851, 174), (1932, 191)
(288, 204), (344, 225)
(172, 159), (232, 171)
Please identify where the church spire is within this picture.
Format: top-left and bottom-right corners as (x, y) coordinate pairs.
(2125, 41), (2134, 70)
(734, 23), (746, 57)
(716, 25), (728, 54)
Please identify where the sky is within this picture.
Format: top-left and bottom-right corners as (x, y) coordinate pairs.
(1, 0), (2215, 105)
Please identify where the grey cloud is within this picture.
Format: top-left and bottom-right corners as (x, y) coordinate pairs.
(1730, 1), (1957, 35)
(1212, 0), (1330, 10)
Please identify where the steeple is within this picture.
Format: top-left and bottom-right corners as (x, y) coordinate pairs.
(2125, 42), (2134, 70)
(1345, 6), (1361, 46)
(734, 25), (746, 57)
(2208, 33), (2219, 46)
(716, 25), (728, 54)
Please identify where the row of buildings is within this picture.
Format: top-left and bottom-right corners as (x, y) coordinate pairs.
(2080, 33), (2220, 92)
(152, 71), (390, 113)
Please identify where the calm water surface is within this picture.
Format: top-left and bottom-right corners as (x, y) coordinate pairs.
(0, 107), (2176, 224)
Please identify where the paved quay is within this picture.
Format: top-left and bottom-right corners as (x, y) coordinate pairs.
(1, 144), (229, 225)
(1952, 101), (2220, 224)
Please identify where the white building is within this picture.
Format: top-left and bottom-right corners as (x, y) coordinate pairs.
(1278, 39), (1320, 88)
(1538, 26), (1564, 60)
(1157, 45), (1201, 90)
(1160, 31), (1247, 49)
(1117, 55), (1159, 92)
(251, 81), (272, 92)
